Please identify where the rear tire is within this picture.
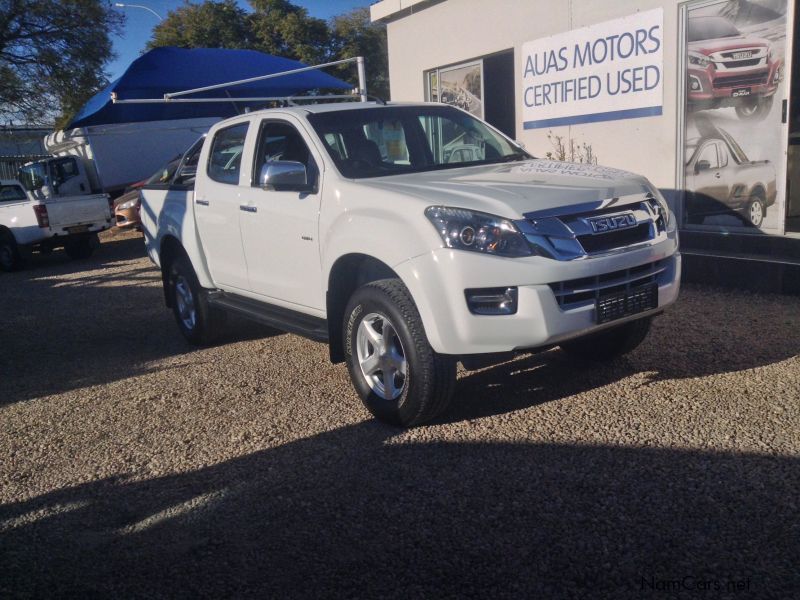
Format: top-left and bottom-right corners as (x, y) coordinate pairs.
(0, 232), (22, 272)
(64, 233), (99, 260)
(560, 317), (652, 361)
(168, 255), (224, 345)
(735, 96), (773, 121)
(344, 278), (456, 427)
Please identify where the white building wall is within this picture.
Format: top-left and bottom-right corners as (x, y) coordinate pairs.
(379, 0), (682, 190)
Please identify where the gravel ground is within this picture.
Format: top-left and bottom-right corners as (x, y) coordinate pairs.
(1, 230), (799, 599)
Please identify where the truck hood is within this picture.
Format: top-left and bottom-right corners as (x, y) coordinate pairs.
(688, 36), (770, 54)
(354, 160), (654, 219)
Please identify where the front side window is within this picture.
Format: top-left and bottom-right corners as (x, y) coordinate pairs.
(254, 122), (315, 174)
(0, 184), (27, 202)
(207, 123), (248, 185)
(696, 143), (719, 169)
(309, 105), (527, 179)
(52, 157), (79, 184)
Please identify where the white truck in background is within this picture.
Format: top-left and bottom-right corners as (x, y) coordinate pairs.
(0, 176), (112, 271)
(141, 101), (680, 427)
(45, 117), (219, 197)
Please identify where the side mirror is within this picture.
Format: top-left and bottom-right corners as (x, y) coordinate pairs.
(175, 164), (196, 184)
(259, 160), (310, 191)
(695, 159), (711, 174)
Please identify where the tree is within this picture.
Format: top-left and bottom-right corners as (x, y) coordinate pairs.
(330, 7), (388, 99)
(0, 0), (123, 127)
(147, 1), (390, 98)
(148, 0), (251, 50)
(247, 0), (330, 65)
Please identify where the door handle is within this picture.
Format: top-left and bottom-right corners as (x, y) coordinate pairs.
(195, 198), (209, 206)
(240, 205), (257, 213)
(714, 173), (721, 178)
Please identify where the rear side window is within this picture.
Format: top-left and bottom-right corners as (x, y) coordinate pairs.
(0, 184), (27, 202)
(207, 123), (249, 185)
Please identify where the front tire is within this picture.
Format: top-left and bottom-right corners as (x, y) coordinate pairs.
(735, 96), (773, 121)
(560, 317), (652, 361)
(168, 255), (224, 345)
(344, 279), (456, 427)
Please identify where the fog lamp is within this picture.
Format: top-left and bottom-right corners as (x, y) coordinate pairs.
(465, 287), (518, 315)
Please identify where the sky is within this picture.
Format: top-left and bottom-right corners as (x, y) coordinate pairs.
(108, 0), (374, 81)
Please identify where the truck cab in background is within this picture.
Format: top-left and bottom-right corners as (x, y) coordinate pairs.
(18, 156), (95, 200)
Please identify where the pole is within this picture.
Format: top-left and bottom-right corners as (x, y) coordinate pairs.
(357, 56), (368, 102)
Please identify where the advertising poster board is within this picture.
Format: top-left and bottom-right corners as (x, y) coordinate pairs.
(436, 61), (484, 118)
(680, 0), (791, 233)
(520, 9), (664, 129)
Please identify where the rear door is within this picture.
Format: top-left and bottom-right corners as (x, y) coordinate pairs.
(194, 122), (250, 290)
(237, 118), (324, 310)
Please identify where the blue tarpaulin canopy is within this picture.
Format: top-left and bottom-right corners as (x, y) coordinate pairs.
(68, 47), (352, 129)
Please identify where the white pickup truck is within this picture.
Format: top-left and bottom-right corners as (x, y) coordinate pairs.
(141, 102), (680, 426)
(0, 177), (112, 271)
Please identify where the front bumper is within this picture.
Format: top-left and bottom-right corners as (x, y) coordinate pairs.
(395, 235), (680, 355)
(688, 60), (782, 104)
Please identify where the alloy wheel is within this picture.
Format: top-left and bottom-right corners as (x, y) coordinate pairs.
(356, 312), (408, 400)
(174, 275), (197, 331)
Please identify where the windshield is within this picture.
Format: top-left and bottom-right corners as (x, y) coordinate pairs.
(307, 105), (529, 179)
(688, 16), (741, 42)
(17, 162), (47, 191)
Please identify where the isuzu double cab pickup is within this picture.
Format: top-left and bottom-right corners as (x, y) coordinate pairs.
(141, 102), (680, 426)
(687, 15), (783, 120)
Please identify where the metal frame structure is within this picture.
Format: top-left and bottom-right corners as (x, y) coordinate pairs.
(111, 56), (368, 106)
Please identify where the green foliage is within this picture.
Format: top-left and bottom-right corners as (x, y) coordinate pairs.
(147, 0), (252, 50)
(149, 1), (389, 99)
(330, 7), (388, 99)
(0, 0), (124, 127)
(247, 0), (330, 65)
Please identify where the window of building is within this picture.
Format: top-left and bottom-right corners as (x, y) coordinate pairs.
(425, 50), (515, 139)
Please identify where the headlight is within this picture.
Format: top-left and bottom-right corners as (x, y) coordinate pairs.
(424, 206), (532, 257)
(649, 193), (671, 228)
(117, 198), (139, 210)
(688, 51), (711, 68)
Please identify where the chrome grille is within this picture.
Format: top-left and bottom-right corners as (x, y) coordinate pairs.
(549, 260), (665, 309)
(516, 193), (668, 261)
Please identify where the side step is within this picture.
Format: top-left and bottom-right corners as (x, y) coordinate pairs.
(208, 292), (329, 342)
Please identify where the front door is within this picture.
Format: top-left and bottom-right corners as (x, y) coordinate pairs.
(194, 122), (250, 290)
(691, 141), (729, 211)
(238, 118), (324, 310)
